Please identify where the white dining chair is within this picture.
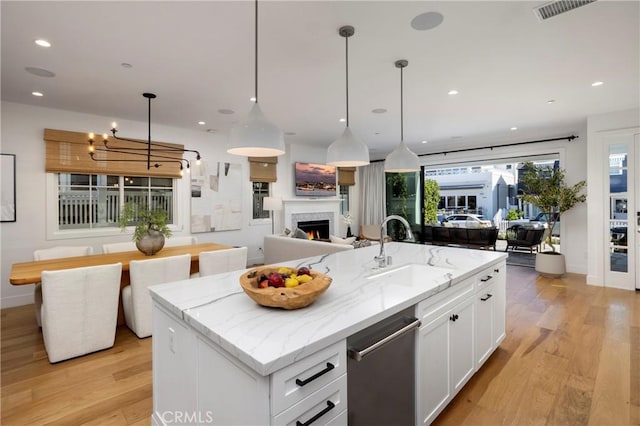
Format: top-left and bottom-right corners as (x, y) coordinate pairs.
(102, 241), (137, 254)
(33, 246), (94, 327)
(197, 247), (248, 277)
(41, 262), (122, 363)
(123, 254), (191, 338)
(164, 236), (198, 247)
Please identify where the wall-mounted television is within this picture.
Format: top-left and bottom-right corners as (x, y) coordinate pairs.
(294, 162), (337, 197)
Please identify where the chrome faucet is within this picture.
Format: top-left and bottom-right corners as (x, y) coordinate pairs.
(374, 215), (415, 268)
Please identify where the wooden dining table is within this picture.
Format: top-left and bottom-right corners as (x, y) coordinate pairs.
(10, 242), (234, 325)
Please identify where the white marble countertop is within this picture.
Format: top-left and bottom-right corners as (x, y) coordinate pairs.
(149, 242), (507, 376)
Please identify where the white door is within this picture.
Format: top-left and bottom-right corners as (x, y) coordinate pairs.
(604, 131), (639, 290)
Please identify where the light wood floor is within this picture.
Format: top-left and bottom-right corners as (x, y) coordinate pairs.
(1, 266), (638, 425)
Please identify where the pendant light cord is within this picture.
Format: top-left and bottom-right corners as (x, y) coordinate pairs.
(345, 33), (349, 127)
(147, 94), (152, 170)
(400, 65), (404, 142)
(254, 0), (259, 104)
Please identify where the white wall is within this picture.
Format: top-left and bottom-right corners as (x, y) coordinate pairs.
(586, 108), (640, 287)
(419, 125), (589, 274)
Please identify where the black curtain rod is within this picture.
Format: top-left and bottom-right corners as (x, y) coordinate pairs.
(371, 134), (578, 163)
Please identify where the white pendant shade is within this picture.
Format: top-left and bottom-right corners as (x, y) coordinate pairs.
(326, 126), (370, 167)
(227, 102), (285, 157)
(384, 140), (419, 172)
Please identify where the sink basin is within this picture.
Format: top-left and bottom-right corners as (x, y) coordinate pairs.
(366, 263), (453, 281)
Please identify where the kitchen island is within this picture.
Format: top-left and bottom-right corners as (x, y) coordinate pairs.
(150, 242), (507, 425)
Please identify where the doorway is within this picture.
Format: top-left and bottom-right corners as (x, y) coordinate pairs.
(603, 131), (639, 290)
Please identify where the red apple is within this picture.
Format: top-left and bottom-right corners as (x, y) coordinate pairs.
(268, 272), (284, 288)
(297, 267), (311, 276)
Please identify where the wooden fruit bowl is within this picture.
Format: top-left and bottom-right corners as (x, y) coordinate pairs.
(239, 266), (332, 310)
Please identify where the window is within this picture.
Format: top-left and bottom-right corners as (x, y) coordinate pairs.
(252, 182), (270, 219)
(339, 186), (350, 215)
(57, 173), (174, 230)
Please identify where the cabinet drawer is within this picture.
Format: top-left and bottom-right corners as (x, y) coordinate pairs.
(476, 264), (502, 291)
(271, 340), (346, 415)
(416, 279), (474, 327)
(272, 375), (347, 426)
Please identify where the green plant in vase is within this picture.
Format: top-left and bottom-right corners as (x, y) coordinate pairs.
(119, 202), (172, 255)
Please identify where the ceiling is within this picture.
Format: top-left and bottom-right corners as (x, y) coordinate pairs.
(2, 1), (638, 160)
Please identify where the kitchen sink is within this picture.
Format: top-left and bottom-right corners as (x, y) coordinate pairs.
(366, 263), (453, 281)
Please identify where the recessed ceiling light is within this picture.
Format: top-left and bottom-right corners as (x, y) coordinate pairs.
(374, 132), (381, 135)
(218, 109), (235, 115)
(206, 129), (217, 133)
(250, 97), (257, 102)
(32, 91), (43, 97)
(339, 118), (346, 123)
(284, 132), (296, 136)
(411, 11), (444, 31)
(421, 140), (428, 144)
(197, 121), (206, 125)
(121, 62), (133, 69)
(448, 89), (459, 95)
(591, 81), (604, 87)
(25, 67), (55, 78)
(34, 39), (51, 47)
(510, 127), (518, 131)
(372, 108), (387, 114)
(547, 99), (555, 104)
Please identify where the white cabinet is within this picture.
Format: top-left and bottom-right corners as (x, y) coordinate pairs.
(416, 288), (475, 425)
(475, 265), (506, 367)
(416, 260), (506, 425)
(152, 301), (346, 426)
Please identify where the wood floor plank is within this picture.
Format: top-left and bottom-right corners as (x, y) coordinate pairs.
(3, 265), (638, 426)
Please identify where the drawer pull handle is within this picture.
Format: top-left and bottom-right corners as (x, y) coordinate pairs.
(295, 362), (335, 387)
(480, 294), (493, 301)
(480, 275), (493, 282)
(494, 268), (500, 273)
(296, 400), (336, 426)
(449, 314), (459, 322)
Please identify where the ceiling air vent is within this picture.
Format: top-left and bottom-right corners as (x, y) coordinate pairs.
(533, 0), (597, 21)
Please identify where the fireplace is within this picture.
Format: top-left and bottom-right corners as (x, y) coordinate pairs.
(297, 219), (330, 240)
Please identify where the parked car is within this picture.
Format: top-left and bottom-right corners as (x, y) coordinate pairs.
(531, 212), (560, 236)
(443, 214), (492, 228)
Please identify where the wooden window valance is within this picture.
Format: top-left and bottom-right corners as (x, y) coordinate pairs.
(338, 167), (356, 186)
(248, 156), (278, 183)
(44, 128), (185, 178)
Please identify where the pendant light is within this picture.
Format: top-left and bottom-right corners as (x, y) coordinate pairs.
(228, 0), (285, 157)
(384, 59), (420, 172)
(327, 26), (369, 167)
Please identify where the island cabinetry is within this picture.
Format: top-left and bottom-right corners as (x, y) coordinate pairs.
(474, 264), (506, 367)
(152, 302), (347, 425)
(416, 279), (476, 425)
(415, 260), (506, 425)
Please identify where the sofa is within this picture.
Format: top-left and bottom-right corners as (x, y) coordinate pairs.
(264, 234), (354, 265)
(423, 225), (499, 250)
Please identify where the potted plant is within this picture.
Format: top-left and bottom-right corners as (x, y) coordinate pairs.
(519, 162), (586, 276)
(119, 202), (172, 255)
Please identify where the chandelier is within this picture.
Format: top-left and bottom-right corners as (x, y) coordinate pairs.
(88, 92), (201, 176)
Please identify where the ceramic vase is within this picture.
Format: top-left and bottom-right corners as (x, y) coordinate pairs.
(136, 230), (165, 256)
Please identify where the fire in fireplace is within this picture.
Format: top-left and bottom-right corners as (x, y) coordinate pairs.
(297, 219), (330, 240)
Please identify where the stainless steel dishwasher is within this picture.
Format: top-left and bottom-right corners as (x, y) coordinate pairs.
(347, 306), (421, 425)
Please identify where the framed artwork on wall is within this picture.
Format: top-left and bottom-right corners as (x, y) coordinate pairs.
(1, 154), (16, 222)
(190, 160), (243, 232)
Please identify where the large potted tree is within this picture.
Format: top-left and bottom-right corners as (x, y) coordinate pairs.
(519, 162), (586, 277)
(119, 202), (172, 255)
